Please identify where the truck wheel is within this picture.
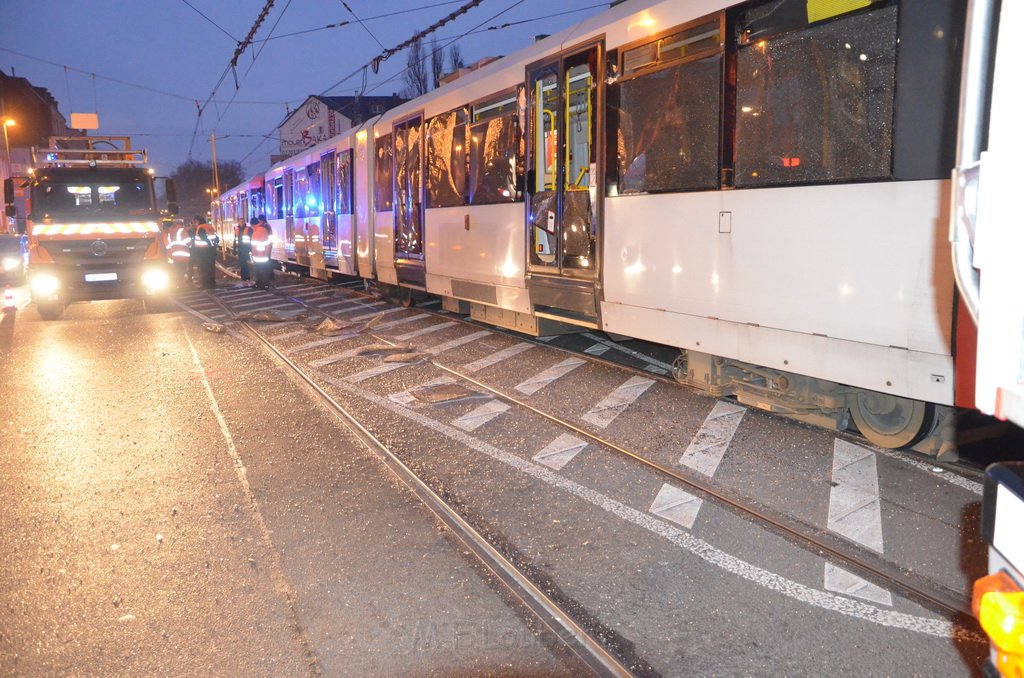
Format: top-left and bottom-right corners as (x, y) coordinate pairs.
(37, 302), (63, 320)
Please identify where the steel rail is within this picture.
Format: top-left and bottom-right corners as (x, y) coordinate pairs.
(204, 289), (634, 678)
(204, 280), (977, 620)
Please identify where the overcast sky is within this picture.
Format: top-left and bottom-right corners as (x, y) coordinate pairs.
(0, 0), (610, 178)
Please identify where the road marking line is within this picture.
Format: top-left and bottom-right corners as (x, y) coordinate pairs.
(581, 332), (674, 372)
(377, 313), (429, 330)
(581, 376), (655, 428)
(824, 564), (893, 606)
(654, 401), (747, 529)
(532, 434), (588, 471)
(393, 321), (457, 341)
(515, 357), (586, 396)
(453, 401), (511, 432)
(325, 377), (978, 641)
(351, 307), (404, 322)
(649, 483), (703, 529)
(229, 298), (289, 311)
(316, 299), (361, 310)
(463, 343), (533, 373)
(679, 401), (746, 476)
(584, 343), (610, 356)
(289, 333), (358, 352)
(331, 301), (387, 314)
(345, 330), (490, 382)
(825, 439), (892, 606)
(184, 328), (322, 672)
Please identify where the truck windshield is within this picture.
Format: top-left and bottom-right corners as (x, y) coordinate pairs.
(35, 180), (154, 218)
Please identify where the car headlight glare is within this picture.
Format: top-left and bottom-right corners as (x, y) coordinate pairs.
(142, 268), (170, 293)
(2, 256), (20, 272)
(30, 274), (60, 297)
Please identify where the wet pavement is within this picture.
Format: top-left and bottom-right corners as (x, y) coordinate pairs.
(0, 268), (997, 675)
(0, 282), (587, 676)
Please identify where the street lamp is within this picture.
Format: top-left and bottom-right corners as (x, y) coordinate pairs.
(2, 118), (14, 168)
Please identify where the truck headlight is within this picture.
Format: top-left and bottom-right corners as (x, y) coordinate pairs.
(142, 268), (170, 293)
(30, 274), (60, 297)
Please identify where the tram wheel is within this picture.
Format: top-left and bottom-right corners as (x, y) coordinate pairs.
(671, 352), (688, 384)
(848, 390), (933, 449)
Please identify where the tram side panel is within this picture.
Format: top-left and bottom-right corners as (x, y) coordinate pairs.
(601, 182), (956, 406)
(371, 130), (398, 286)
(355, 127), (375, 280)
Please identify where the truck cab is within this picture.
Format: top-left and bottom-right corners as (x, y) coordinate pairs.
(3, 136), (177, 319)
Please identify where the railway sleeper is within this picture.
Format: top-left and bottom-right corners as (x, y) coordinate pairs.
(673, 350), (957, 460)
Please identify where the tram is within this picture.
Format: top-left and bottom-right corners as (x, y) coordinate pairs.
(216, 0), (971, 454)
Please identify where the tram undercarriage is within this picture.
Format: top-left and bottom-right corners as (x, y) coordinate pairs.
(672, 350), (956, 459)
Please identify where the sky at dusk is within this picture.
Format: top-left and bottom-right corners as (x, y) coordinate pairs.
(0, 0), (611, 178)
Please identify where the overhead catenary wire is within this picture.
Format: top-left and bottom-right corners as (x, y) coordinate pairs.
(239, 0), (534, 167)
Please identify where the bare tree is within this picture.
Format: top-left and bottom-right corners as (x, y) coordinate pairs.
(448, 43), (465, 73)
(403, 38), (430, 98)
(430, 36), (444, 90)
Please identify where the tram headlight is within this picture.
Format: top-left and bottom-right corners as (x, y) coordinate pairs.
(30, 274), (60, 298)
(142, 267), (170, 293)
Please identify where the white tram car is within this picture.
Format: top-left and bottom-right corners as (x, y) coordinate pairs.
(215, 0), (971, 454)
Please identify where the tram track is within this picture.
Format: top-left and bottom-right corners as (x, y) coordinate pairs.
(202, 274), (980, 623)
(203, 286), (636, 678)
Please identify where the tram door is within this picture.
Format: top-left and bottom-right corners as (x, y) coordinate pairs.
(283, 168), (295, 258)
(393, 114), (425, 287)
(321, 150), (337, 255)
(526, 44), (602, 326)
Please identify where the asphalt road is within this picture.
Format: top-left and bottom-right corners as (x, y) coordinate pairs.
(0, 294), (585, 676)
(0, 275), (995, 676)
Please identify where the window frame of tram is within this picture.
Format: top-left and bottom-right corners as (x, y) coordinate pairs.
(468, 86), (525, 206)
(425, 107), (469, 209)
(732, 0), (901, 188)
(605, 14), (725, 197)
(321, 150), (337, 251)
(526, 46), (600, 273)
(269, 177), (284, 220)
(283, 169), (295, 246)
(336, 148), (354, 216)
(374, 133), (394, 212)
(392, 115), (424, 259)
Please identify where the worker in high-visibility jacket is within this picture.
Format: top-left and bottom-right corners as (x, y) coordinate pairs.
(251, 214), (274, 290)
(235, 218), (255, 281)
(163, 220), (191, 288)
(190, 215), (217, 290)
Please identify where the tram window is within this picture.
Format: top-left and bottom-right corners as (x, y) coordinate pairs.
(734, 4), (897, 187)
(336, 149), (353, 215)
(283, 169), (294, 218)
(426, 108), (468, 209)
(608, 55), (721, 195)
(294, 167), (309, 218)
(249, 188), (263, 220)
(469, 115), (520, 205)
(269, 178), (284, 219)
(374, 134), (394, 211)
(621, 17), (722, 77)
(306, 163), (321, 216)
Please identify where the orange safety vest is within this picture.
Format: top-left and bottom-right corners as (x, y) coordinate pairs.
(167, 226), (190, 261)
(251, 223), (273, 262)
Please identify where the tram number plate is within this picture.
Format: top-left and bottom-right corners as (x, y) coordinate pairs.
(85, 272), (118, 282)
